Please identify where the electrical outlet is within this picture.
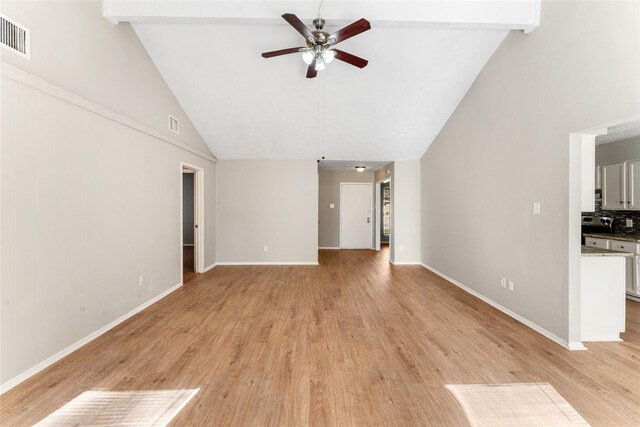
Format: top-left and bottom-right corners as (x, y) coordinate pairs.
(138, 275), (144, 287)
(399, 245), (404, 253)
(508, 280), (514, 292)
(263, 245), (269, 252)
(330, 203), (335, 209)
(500, 277), (507, 288)
(626, 219), (633, 228)
(532, 202), (541, 215)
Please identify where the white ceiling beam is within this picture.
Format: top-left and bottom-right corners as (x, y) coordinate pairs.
(104, 1), (540, 33)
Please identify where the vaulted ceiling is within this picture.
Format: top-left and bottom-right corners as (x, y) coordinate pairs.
(104, 1), (540, 160)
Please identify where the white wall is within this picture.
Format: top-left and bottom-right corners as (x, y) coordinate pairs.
(1, 1), (216, 392)
(318, 171), (375, 248)
(216, 160), (318, 264)
(392, 160), (421, 264)
(420, 1), (639, 345)
(596, 136), (640, 165)
(0, 0), (210, 155)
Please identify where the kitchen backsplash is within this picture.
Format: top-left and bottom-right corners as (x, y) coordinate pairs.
(583, 198), (640, 234)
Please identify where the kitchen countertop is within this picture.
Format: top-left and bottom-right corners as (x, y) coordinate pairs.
(583, 232), (640, 242)
(581, 245), (633, 257)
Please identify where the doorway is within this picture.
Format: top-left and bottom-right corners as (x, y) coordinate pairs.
(182, 170), (195, 280)
(180, 162), (204, 283)
(568, 116), (640, 348)
(340, 183), (373, 249)
(375, 178), (391, 253)
(380, 180), (391, 246)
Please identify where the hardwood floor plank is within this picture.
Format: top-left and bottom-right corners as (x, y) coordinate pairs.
(1, 248), (639, 426)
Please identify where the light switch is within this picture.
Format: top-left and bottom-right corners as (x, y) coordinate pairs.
(532, 202), (541, 215)
(330, 204), (335, 209)
(263, 246), (269, 252)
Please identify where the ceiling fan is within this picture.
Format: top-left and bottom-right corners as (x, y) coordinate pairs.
(261, 13), (371, 78)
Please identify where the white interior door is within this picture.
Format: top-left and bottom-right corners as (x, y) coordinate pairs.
(341, 183), (372, 249)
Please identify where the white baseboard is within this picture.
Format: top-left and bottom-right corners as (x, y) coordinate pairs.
(318, 247), (340, 250)
(390, 260), (422, 265)
(582, 337), (623, 343)
(568, 341), (588, 351)
(420, 263), (576, 351)
(203, 263), (217, 272)
(215, 262), (319, 266)
(0, 282), (182, 395)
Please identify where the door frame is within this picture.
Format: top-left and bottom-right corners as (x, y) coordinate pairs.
(375, 178), (391, 252)
(339, 182), (373, 249)
(375, 181), (382, 251)
(180, 161), (205, 283)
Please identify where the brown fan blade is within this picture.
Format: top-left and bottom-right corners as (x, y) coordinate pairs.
(333, 49), (368, 68)
(306, 59), (318, 79)
(282, 13), (315, 42)
(328, 18), (371, 45)
(262, 47), (305, 58)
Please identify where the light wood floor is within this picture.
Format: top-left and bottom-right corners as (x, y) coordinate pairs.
(2, 248), (639, 426)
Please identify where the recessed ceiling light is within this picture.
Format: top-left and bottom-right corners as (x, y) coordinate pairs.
(355, 166), (366, 172)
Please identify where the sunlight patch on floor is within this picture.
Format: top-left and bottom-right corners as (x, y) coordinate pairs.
(446, 383), (589, 427)
(34, 389), (199, 426)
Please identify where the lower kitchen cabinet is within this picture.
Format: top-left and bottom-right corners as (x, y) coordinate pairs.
(585, 236), (640, 299)
(585, 237), (610, 249)
(581, 255), (627, 341)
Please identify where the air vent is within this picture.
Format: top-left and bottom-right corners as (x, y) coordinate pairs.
(169, 115), (179, 134)
(1, 15), (30, 59)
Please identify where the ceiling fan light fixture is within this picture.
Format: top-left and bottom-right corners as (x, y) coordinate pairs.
(322, 49), (335, 64)
(302, 50), (314, 65)
(355, 165), (366, 172)
(315, 57), (326, 71)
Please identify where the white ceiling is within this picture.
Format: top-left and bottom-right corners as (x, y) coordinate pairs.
(596, 119), (640, 145)
(318, 160), (390, 172)
(108, 2), (539, 160)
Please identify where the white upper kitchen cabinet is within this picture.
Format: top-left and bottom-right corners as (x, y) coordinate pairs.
(602, 162), (626, 210)
(627, 160), (640, 210)
(595, 165), (602, 190)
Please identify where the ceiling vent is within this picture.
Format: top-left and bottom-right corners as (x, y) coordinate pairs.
(1, 15), (30, 59)
(169, 115), (180, 134)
